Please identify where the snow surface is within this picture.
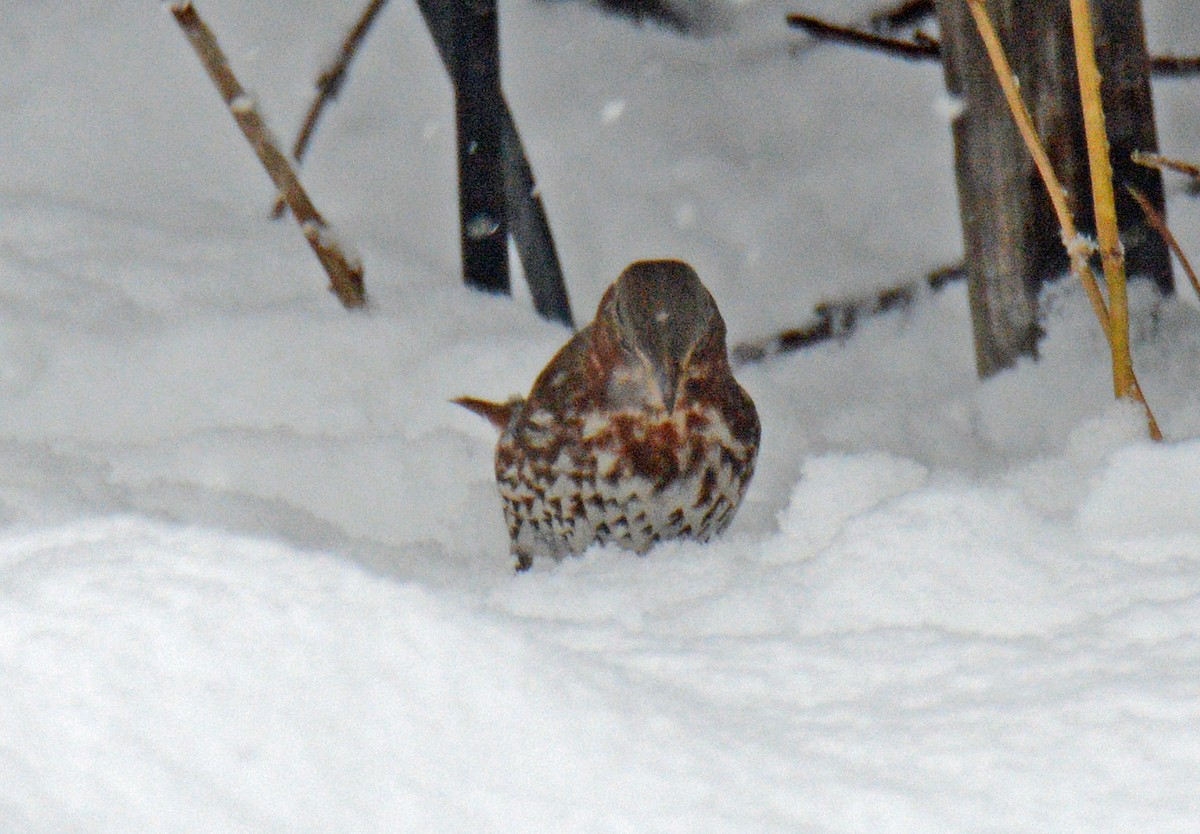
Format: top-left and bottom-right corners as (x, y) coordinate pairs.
(3, 0), (1200, 831)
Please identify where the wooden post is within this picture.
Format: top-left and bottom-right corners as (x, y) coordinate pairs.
(934, 0), (1170, 377)
(451, 0), (510, 295)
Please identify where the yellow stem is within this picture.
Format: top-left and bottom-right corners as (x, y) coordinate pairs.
(1068, 0), (1134, 401)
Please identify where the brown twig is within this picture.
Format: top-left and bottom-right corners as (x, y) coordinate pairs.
(271, 0), (389, 220)
(1131, 150), (1200, 182)
(786, 13), (939, 61)
(731, 263), (964, 365)
(787, 11), (1200, 78)
(168, 1), (367, 309)
(1151, 53), (1200, 77)
(1128, 184), (1200, 303)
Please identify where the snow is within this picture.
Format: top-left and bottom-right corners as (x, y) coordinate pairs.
(3, 0), (1200, 830)
(229, 92), (257, 114)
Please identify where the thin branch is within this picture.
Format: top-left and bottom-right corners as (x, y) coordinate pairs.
(272, 0), (389, 220)
(168, 1), (367, 309)
(786, 13), (939, 61)
(1151, 53), (1200, 77)
(1128, 184), (1200, 304)
(265, 0), (573, 325)
(731, 263), (964, 365)
(786, 11), (1200, 78)
(1132, 150), (1200, 182)
(419, 0), (572, 326)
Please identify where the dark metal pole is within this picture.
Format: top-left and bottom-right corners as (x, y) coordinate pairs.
(451, 0), (510, 295)
(418, 0), (574, 328)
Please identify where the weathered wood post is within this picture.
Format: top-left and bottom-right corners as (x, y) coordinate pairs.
(933, 0), (1171, 377)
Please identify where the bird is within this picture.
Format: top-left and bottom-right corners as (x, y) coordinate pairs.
(455, 259), (760, 571)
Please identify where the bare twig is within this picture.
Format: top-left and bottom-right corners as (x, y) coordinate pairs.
(1151, 53), (1200, 77)
(787, 11), (1200, 78)
(786, 13), (939, 61)
(271, 0), (389, 220)
(268, 0), (573, 325)
(1132, 150), (1200, 183)
(168, 1), (367, 309)
(1129, 184), (1200, 304)
(731, 263), (963, 365)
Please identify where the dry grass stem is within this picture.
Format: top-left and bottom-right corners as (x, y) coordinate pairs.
(1068, 0), (1134, 397)
(272, 0), (389, 219)
(1068, 0), (1160, 439)
(169, 1), (367, 309)
(1128, 184), (1200, 303)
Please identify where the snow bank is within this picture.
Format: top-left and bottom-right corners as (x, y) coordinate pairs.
(5, 426), (1200, 832)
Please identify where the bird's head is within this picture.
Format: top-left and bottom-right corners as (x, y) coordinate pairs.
(604, 259), (723, 413)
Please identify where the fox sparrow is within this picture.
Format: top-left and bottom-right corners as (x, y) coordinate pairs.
(456, 259), (760, 571)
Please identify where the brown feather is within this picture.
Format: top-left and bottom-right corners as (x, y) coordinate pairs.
(461, 259), (759, 571)
(452, 396), (521, 432)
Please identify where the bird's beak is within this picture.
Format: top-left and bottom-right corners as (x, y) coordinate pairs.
(652, 355), (682, 413)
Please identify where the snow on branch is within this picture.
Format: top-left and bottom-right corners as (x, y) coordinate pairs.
(167, 1), (367, 309)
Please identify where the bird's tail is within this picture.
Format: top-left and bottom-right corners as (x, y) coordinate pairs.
(451, 396), (522, 431)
